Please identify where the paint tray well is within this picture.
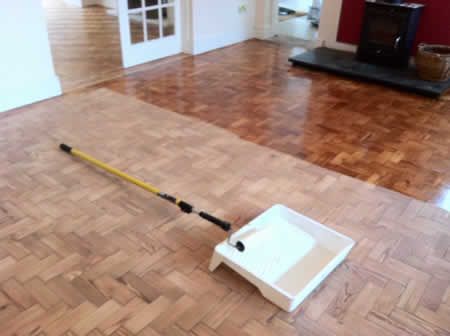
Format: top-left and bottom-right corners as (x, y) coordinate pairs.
(209, 204), (355, 312)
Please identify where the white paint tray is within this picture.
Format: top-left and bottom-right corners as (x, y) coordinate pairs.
(209, 204), (355, 312)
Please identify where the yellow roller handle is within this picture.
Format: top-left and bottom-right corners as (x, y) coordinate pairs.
(59, 144), (237, 239)
(68, 146), (160, 195)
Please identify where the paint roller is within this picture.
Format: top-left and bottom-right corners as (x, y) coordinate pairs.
(60, 144), (249, 252)
(228, 226), (274, 252)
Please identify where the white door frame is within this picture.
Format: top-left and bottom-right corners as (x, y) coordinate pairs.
(271, 0), (281, 36)
(316, 0), (356, 51)
(255, 0), (355, 51)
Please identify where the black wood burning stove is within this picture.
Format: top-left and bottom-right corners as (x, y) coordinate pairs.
(357, 0), (424, 67)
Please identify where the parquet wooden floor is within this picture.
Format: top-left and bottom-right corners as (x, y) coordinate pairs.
(1, 89), (449, 335)
(43, 0), (123, 92)
(43, 0), (184, 93)
(102, 39), (450, 212)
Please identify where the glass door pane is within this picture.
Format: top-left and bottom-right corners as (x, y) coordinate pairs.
(118, 0), (181, 67)
(127, 0), (176, 43)
(146, 9), (160, 40)
(128, 0), (142, 9)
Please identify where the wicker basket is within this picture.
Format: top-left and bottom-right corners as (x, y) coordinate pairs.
(416, 44), (450, 82)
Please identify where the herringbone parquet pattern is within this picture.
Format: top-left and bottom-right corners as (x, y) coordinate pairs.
(103, 39), (450, 212)
(1, 89), (449, 335)
(43, 0), (123, 92)
(43, 0), (185, 93)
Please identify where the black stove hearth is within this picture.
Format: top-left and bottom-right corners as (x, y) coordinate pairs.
(357, 0), (424, 67)
(288, 0), (450, 97)
(289, 48), (450, 97)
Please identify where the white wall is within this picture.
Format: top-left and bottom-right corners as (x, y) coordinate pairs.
(63, 0), (84, 6)
(0, 1), (61, 113)
(189, 0), (256, 55)
(99, 0), (117, 8)
(318, 0), (356, 51)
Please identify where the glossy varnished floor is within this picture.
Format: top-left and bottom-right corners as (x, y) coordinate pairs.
(102, 40), (450, 211)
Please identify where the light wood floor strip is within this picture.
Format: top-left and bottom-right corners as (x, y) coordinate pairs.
(0, 88), (449, 335)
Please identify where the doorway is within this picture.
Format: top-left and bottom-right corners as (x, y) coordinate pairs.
(274, 0), (321, 43)
(43, 0), (183, 92)
(43, 0), (123, 92)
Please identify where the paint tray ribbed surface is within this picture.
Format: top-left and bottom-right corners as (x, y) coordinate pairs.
(209, 204), (355, 312)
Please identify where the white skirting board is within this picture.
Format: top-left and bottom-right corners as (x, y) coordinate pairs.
(210, 204), (355, 312)
(191, 31), (254, 55)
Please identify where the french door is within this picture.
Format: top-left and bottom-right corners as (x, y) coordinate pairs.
(118, 0), (182, 68)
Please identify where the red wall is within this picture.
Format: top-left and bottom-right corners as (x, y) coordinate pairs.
(337, 0), (450, 50)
